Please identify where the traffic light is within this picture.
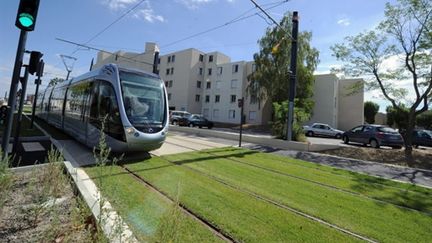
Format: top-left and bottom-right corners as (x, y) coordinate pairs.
(15, 0), (40, 31)
(29, 51), (43, 75)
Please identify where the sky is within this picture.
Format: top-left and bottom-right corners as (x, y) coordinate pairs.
(0, 0), (397, 111)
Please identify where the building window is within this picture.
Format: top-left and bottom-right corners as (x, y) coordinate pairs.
(215, 95), (220, 103)
(229, 110), (236, 119)
(206, 82), (211, 89)
(208, 68), (212, 75)
(166, 69), (170, 75)
(165, 81), (168, 87)
(195, 95), (200, 102)
(249, 111), (257, 120)
(169, 80), (173, 87)
(197, 81), (202, 88)
(199, 68), (203, 75)
(217, 67), (223, 75)
(216, 80), (221, 89)
(230, 95), (236, 103)
(205, 95), (210, 103)
(199, 54), (204, 62)
(232, 64), (239, 73)
(167, 56), (171, 63)
(209, 55), (214, 62)
(213, 109), (219, 118)
(168, 93), (171, 100)
(203, 108), (209, 118)
(231, 79), (238, 88)
(171, 55), (175, 62)
(170, 67), (174, 75)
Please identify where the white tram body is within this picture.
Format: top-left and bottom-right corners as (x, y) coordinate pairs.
(36, 64), (169, 152)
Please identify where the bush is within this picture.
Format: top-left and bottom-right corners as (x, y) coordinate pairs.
(271, 101), (310, 142)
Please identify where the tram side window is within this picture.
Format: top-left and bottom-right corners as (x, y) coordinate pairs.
(91, 81), (124, 140)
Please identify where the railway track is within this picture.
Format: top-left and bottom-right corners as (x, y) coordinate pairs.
(149, 143), (378, 242)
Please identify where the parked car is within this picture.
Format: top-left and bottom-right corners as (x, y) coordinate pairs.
(178, 114), (214, 129)
(169, 111), (191, 125)
(412, 130), (432, 148)
(303, 123), (344, 139)
(342, 125), (404, 149)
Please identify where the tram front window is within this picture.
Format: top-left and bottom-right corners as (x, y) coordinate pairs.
(120, 72), (165, 129)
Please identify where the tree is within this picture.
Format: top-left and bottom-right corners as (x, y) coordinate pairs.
(332, 0), (432, 158)
(364, 101), (380, 124)
(386, 105), (409, 129)
(417, 110), (432, 129)
(49, 77), (64, 86)
(248, 12), (319, 140)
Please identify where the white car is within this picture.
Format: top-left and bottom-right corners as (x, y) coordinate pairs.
(303, 123), (344, 139)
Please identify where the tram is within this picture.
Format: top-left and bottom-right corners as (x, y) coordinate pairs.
(35, 64), (169, 152)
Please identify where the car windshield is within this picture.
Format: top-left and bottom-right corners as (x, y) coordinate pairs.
(377, 127), (398, 133)
(120, 71), (165, 127)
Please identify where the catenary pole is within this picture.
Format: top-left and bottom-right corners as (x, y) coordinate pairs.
(286, 11), (299, 141)
(12, 66), (29, 155)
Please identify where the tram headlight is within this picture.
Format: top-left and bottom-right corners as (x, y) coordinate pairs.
(125, 127), (135, 134)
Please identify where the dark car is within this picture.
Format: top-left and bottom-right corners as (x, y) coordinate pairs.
(342, 125), (404, 149)
(178, 114), (213, 129)
(412, 130), (432, 148)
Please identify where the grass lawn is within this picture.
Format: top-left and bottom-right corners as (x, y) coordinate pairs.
(85, 147), (432, 242)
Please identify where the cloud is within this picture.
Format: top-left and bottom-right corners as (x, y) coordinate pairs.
(337, 18), (350, 26)
(102, 0), (165, 23)
(176, 0), (234, 10)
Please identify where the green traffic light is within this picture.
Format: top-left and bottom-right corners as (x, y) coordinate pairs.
(18, 13), (34, 27)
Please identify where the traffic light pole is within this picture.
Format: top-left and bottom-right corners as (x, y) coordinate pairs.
(1, 30), (27, 157)
(30, 69), (42, 129)
(286, 12), (299, 141)
(12, 66), (29, 155)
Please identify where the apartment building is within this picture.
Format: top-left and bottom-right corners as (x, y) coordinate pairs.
(94, 42), (364, 129)
(308, 74), (364, 131)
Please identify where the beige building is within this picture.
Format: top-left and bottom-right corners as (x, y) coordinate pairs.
(308, 74), (364, 131)
(94, 43), (364, 128)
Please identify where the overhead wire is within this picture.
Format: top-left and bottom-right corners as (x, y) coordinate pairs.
(129, 0), (290, 60)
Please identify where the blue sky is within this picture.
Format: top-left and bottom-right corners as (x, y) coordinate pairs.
(0, 0), (395, 110)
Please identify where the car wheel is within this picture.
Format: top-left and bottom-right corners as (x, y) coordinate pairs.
(414, 144), (419, 149)
(306, 131), (314, 137)
(199, 126), (202, 129)
(343, 136), (349, 144)
(172, 120), (178, 125)
(188, 123), (193, 127)
(370, 139), (380, 148)
(335, 133), (342, 139)
(208, 126), (213, 129)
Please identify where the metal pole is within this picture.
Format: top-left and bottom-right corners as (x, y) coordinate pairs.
(1, 30), (27, 157)
(30, 72), (42, 129)
(286, 11), (299, 141)
(239, 97), (244, 147)
(66, 70), (71, 80)
(12, 66), (29, 155)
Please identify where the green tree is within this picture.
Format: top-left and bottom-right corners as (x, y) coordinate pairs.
(49, 77), (64, 86)
(417, 110), (432, 129)
(332, 0), (432, 158)
(248, 12), (319, 140)
(364, 101), (380, 124)
(386, 105), (409, 130)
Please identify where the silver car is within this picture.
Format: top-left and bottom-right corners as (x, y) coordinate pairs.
(303, 123), (344, 139)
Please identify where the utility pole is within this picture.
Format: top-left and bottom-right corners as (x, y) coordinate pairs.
(286, 11), (299, 141)
(1, 30), (28, 156)
(12, 66), (29, 155)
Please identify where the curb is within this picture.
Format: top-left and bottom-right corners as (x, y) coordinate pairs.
(31, 118), (138, 242)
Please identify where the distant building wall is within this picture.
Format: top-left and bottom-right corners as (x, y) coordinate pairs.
(374, 112), (387, 125)
(338, 78), (364, 131)
(308, 74), (339, 128)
